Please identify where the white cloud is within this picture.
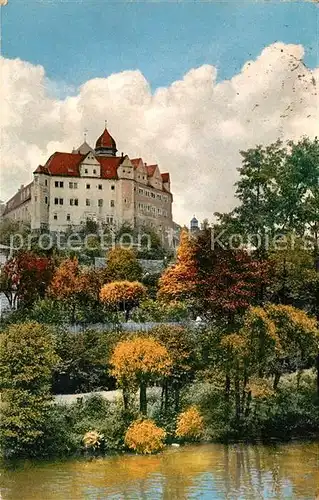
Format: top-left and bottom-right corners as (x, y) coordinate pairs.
(0, 42), (318, 224)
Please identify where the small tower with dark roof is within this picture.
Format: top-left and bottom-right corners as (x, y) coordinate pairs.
(95, 124), (117, 157)
(190, 215), (199, 233)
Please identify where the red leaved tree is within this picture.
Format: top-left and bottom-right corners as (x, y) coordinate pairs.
(1, 252), (53, 309)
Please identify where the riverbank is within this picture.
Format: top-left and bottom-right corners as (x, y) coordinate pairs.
(1, 441), (319, 499)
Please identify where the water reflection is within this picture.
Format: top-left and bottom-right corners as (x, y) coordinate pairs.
(1, 442), (318, 499)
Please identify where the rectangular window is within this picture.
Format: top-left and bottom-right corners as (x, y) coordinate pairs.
(59, 198), (63, 205)
(111, 185), (115, 190)
(55, 181), (59, 187)
(98, 199), (103, 207)
(53, 214), (57, 220)
(69, 182), (73, 189)
(34, 196), (38, 202)
(151, 192), (155, 198)
(70, 199), (74, 206)
(54, 198), (59, 205)
(85, 168), (88, 174)
(86, 184), (90, 189)
(93, 169), (96, 174)
(139, 188), (143, 195)
(86, 199), (90, 206)
(45, 179), (48, 186)
(98, 184), (102, 190)
(45, 196), (48, 204)
(74, 182), (78, 189)
(110, 200), (115, 207)
(60, 181), (64, 188)
(66, 214), (70, 221)
(74, 198), (78, 206)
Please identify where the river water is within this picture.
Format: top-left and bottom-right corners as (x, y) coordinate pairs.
(0, 442), (318, 499)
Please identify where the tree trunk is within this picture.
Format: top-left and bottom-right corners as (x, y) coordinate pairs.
(164, 380), (169, 415)
(244, 391), (252, 418)
(174, 382), (180, 413)
(225, 374), (231, 403)
(122, 385), (130, 411)
(273, 372), (281, 391)
(139, 380), (147, 415)
(125, 308), (130, 322)
(234, 373), (241, 424)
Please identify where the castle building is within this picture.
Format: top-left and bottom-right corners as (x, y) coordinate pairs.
(2, 126), (174, 242)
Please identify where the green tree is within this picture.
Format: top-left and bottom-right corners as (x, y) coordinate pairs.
(0, 322), (59, 457)
(105, 247), (143, 282)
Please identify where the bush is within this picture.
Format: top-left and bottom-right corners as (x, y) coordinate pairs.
(182, 371), (319, 442)
(131, 299), (190, 323)
(124, 419), (166, 454)
(70, 395), (135, 451)
(176, 406), (204, 441)
(52, 329), (120, 394)
(83, 430), (104, 450)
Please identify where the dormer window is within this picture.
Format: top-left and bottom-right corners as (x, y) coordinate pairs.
(85, 168), (88, 174)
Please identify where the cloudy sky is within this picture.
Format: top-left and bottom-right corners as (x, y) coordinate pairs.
(0, 0), (318, 224)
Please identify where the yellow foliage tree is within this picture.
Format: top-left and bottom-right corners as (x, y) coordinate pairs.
(124, 419), (166, 454)
(110, 336), (172, 414)
(175, 406), (204, 441)
(100, 280), (146, 321)
(158, 229), (198, 303)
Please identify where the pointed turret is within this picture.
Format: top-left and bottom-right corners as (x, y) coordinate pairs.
(95, 124), (117, 157)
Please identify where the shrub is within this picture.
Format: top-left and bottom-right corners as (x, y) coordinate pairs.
(83, 430), (104, 450)
(176, 406), (204, 441)
(124, 419), (166, 454)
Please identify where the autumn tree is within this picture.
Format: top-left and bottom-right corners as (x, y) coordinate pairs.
(150, 325), (196, 412)
(105, 247), (143, 282)
(1, 251), (53, 309)
(110, 336), (172, 414)
(100, 280), (146, 321)
(158, 229), (198, 305)
(0, 322), (58, 457)
(48, 257), (104, 323)
(265, 304), (319, 389)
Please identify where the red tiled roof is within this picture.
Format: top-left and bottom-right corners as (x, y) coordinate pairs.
(98, 156), (123, 179)
(131, 158), (144, 170)
(45, 152), (85, 176)
(161, 173), (170, 183)
(95, 127), (117, 150)
(34, 152), (123, 179)
(147, 165), (157, 177)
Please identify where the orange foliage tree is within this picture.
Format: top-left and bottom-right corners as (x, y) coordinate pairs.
(100, 280), (146, 321)
(124, 419), (166, 454)
(110, 336), (172, 414)
(158, 229), (198, 304)
(48, 257), (103, 323)
(175, 406), (204, 441)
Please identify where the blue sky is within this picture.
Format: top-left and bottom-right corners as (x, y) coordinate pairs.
(2, 1), (318, 94)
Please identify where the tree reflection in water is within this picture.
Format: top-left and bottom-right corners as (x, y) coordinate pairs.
(1, 442), (318, 499)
